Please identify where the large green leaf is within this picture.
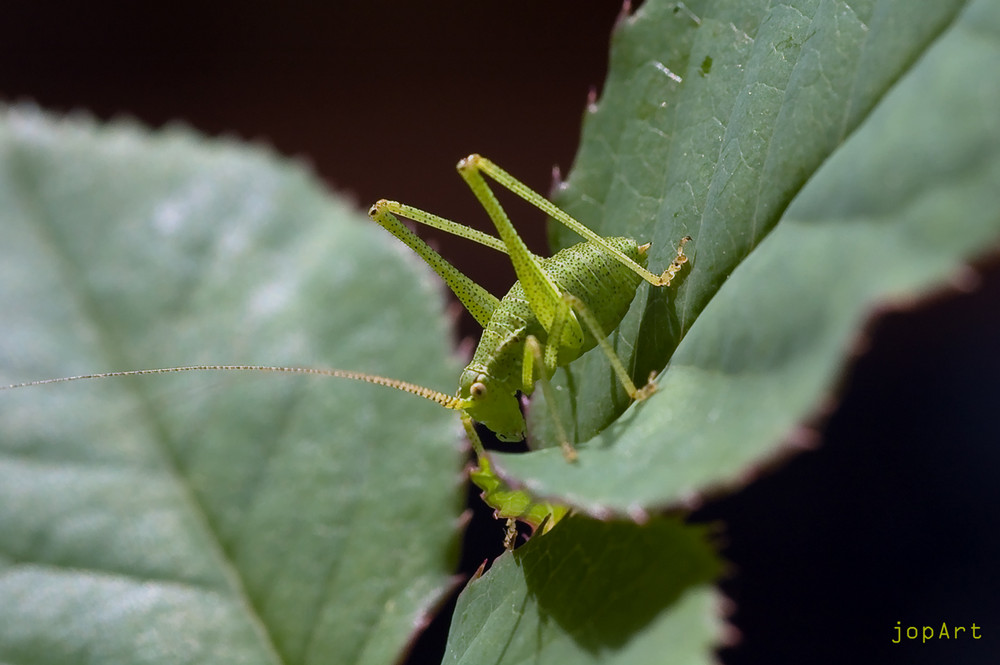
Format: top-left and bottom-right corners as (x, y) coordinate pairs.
(495, 0), (1000, 514)
(0, 106), (464, 664)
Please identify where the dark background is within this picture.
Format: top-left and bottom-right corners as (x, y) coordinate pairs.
(4, 2), (997, 664)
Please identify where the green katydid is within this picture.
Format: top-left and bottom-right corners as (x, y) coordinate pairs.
(2, 154), (690, 536)
(364, 155), (690, 459)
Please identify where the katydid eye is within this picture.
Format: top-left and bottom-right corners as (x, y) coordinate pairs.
(470, 382), (487, 399)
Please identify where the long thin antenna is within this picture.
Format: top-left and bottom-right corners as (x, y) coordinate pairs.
(1, 365), (466, 411)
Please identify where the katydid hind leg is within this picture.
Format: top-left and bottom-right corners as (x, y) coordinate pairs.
(466, 154), (684, 286)
(456, 155), (581, 349)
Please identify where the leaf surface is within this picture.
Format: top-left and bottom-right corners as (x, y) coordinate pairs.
(497, 0), (1000, 514)
(0, 107), (465, 665)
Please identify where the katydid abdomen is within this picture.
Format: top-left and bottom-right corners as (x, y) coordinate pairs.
(459, 236), (647, 441)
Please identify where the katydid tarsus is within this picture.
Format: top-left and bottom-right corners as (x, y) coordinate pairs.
(3, 154), (690, 536)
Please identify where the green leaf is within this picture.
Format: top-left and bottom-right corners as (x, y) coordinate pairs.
(497, 0), (1000, 515)
(444, 516), (725, 664)
(0, 106), (464, 664)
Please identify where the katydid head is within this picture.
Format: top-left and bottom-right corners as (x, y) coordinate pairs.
(457, 369), (525, 442)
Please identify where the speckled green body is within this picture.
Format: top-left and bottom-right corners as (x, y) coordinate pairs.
(458, 236), (645, 437)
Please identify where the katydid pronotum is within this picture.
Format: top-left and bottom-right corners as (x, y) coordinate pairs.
(3, 154), (690, 539)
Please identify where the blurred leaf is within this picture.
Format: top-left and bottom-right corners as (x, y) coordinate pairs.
(444, 516), (724, 665)
(499, 0), (1000, 514)
(0, 106), (464, 665)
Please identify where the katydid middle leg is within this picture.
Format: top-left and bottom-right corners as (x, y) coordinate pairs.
(521, 288), (665, 461)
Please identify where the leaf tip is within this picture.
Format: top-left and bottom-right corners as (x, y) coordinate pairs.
(626, 503), (650, 523)
(470, 560), (488, 581)
(615, 0), (634, 26)
(783, 426), (821, 452)
(454, 508), (473, 532)
(549, 164), (564, 195)
(586, 504), (616, 521)
(679, 489), (704, 511)
(717, 598), (743, 648)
